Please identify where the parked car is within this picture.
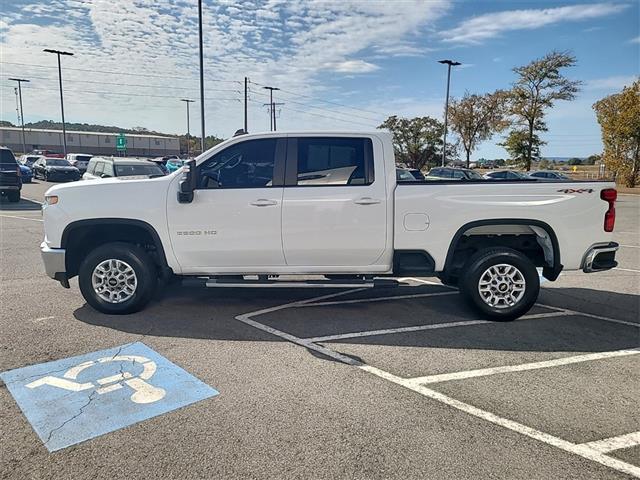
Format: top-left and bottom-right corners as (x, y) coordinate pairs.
(529, 170), (569, 180)
(41, 131), (618, 320)
(483, 170), (531, 180)
(407, 168), (425, 180)
(166, 158), (186, 173)
(66, 153), (93, 174)
(32, 157), (81, 182)
(396, 168), (420, 182)
(20, 154), (43, 167)
(83, 157), (166, 180)
(19, 164), (33, 183)
(426, 167), (484, 181)
(31, 149), (64, 158)
(0, 146), (22, 202)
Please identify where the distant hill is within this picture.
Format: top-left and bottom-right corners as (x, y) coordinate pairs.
(4, 120), (173, 137)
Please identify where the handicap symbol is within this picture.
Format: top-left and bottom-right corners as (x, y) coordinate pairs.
(25, 355), (166, 404)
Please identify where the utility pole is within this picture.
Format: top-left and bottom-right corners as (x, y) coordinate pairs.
(244, 77), (248, 133)
(10, 78), (30, 155)
(198, 0), (206, 154)
(438, 59), (461, 167)
(272, 102), (284, 131)
(180, 99), (195, 157)
(44, 49), (74, 156)
(263, 86), (279, 131)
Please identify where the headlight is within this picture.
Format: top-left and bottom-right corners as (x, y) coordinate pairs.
(44, 195), (59, 206)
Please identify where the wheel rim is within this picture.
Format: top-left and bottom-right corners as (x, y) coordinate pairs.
(477, 263), (526, 309)
(91, 259), (138, 304)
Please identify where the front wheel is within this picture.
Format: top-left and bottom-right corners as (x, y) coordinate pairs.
(79, 242), (158, 314)
(459, 248), (539, 321)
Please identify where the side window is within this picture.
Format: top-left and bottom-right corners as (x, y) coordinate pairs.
(197, 138), (277, 189)
(452, 170), (465, 179)
(492, 171), (506, 179)
(94, 162), (104, 176)
(86, 160), (95, 175)
(295, 137), (373, 186)
(102, 162), (114, 177)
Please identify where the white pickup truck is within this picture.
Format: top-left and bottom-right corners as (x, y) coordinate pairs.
(40, 132), (619, 320)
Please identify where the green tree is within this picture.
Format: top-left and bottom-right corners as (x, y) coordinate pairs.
(568, 157), (582, 165)
(378, 115), (446, 170)
(593, 80), (640, 187)
(500, 129), (546, 165)
(448, 90), (509, 168)
(509, 51), (581, 170)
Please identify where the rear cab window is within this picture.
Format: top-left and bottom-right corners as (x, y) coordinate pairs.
(0, 149), (18, 165)
(291, 137), (374, 186)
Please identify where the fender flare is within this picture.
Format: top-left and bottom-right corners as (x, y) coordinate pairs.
(444, 219), (563, 280)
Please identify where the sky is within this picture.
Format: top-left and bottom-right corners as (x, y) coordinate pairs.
(0, 0), (638, 160)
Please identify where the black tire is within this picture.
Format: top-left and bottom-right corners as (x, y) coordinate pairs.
(8, 191), (20, 202)
(79, 242), (158, 314)
(459, 248), (539, 321)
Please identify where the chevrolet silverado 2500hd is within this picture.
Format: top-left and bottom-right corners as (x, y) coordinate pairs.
(40, 132), (619, 320)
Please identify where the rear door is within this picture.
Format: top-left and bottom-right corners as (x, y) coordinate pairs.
(281, 136), (387, 267)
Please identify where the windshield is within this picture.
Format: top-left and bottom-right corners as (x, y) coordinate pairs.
(46, 159), (71, 166)
(75, 155), (92, 162)
(115, 164), (165, 177)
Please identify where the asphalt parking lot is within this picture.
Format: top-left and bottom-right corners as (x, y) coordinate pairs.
(1, 180), (638, 479)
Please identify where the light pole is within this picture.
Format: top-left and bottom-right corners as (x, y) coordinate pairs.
(438, 59), (461, 167)
(9, 78), (29, 155)
(44, 49), (74, 156)
(198, 0), (206, 154)
(263, 86), (279, 131)
(181, 99), (195, 156)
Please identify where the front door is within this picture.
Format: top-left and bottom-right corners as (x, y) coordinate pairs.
(167, 137), (286, 272)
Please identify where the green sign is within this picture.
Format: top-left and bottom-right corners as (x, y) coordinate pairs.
(116, 134), (127, 151)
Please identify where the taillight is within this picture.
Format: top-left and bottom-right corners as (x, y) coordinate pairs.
(16, 166), (21, 177)
(600, 188), (616, 232)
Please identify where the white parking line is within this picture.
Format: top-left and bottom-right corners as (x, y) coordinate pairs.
(539, 304), (640, 328)
(408, 348), (640, 385)
(614, 267), (640, 273)
(580, 431), (640, 453)
(235, 295), (640, 478)
(304, 310), (573, 343)
(300, 290), (456, 308)
(0, 214), (43, 222)
(620, 244), (640, 249)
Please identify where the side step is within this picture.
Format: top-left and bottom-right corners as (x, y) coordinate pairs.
(182, 276), (403, 289)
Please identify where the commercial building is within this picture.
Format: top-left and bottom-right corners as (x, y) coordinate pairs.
(0, 127), (180, 157)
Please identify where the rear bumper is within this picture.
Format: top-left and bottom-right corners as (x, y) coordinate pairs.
(40, 242), (70, 288)
(582, 242), (618, 273)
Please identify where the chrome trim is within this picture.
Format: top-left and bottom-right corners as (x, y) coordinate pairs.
(40, 242), (66, 278)
(582, 243), (618, 273)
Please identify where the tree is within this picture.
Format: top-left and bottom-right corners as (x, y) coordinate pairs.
(585, 154), (601, 165)
(568, 157), (582, 165)
(448, 90), (509, 168)
(499, 129), (546, 166)
(509, 51), (581, 170)
(593, 80), (640, 187)
(378, 115), (446, 170)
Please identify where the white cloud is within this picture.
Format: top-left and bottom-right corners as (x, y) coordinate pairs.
(630, 36), (640, 43)
(441, 3), (628, 44)
(585, 75), (638, 90)
(326, 60), (380, 73)
(1, 0), (451, 136)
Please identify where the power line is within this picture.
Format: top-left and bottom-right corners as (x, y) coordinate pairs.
(0, 61), (239, 83)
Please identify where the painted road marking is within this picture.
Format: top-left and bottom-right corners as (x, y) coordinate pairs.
(300, 290), (456, 308)
(304, 310), (572, 344)
(0, 214), (43, 222)
(614, 267), (640, 273)
(620, 244), (640, 248)
(580, 431), (640, 453)
(539, 304), (640, 328)
(408, 348), (640, 385)
(1, 342), (218, 451)
(235, 288), (640, 478)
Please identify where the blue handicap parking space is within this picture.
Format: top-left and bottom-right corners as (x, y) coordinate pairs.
(1, 342), (219, 452)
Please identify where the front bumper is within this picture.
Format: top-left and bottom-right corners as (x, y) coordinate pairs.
(40, 242), (70, 288)
(582, 242), (619, 273)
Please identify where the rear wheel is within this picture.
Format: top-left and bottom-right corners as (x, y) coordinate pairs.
(79, 242), (158, 314)
(459, 248), (539, 321)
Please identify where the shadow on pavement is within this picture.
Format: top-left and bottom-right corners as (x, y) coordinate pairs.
(73, 284), (639, 354)
(0, 196), (41, 211)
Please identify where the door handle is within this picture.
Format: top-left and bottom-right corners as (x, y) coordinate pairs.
(250, 199), (278, 207)
(354, 197), (381, 205)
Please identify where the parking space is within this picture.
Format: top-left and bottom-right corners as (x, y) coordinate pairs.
(1, 183), (638, 479)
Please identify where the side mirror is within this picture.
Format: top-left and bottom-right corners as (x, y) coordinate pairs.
(178, 159), (197, 203)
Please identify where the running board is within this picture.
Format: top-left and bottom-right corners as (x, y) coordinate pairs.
(182, 277), (403, 289)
